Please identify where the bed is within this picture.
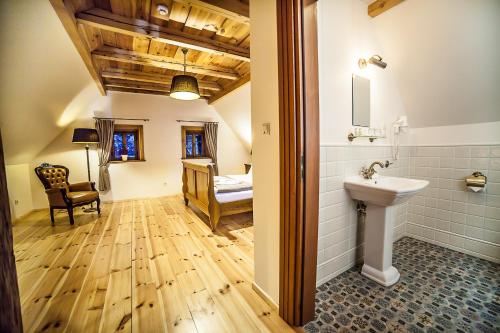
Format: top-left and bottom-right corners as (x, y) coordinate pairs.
(182, 161), (253, 230)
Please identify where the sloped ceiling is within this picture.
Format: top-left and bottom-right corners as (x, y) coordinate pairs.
(0, 0), (96, 165)
(371, 0), (500, 128)
(211, 83), (252, 152)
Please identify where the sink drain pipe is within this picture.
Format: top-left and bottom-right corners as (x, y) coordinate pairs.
(356, 201), (367, 222)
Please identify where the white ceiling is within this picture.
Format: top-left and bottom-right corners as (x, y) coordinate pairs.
(371, 0), (500, 128)
(0, 0), (95, 164)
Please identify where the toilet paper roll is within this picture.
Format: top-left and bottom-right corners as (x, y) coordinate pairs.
(467, 186), (484, 192)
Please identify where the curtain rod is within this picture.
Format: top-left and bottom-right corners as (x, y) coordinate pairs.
(176, 120), (218, 123)
(93, 117), (150, 122)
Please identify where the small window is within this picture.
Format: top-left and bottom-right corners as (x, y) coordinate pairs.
(111, 124), (145, 162)
(181, 126), (207, 159)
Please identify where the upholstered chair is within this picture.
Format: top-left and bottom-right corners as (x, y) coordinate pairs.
(34, 165), (100, 225)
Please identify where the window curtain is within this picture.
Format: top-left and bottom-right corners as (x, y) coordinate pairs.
(204, 122), (219, 175)
(94, 119), (114, 191)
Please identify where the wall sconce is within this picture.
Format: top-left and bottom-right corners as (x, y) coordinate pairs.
(358, 55), (387, 69)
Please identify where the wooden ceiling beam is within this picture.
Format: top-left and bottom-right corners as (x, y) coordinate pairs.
(107, 86), (208, 100)
(174, 0), (249, 24)
(104, 79), (172, 90)
(106, 87), (170, 96)
(92, 46), (240, 80)
(101, 68), (222, 91)
(77, 9), (250, 62)
(104, 78), (211, 96)
(105, 83), (212, 97)
(49, 0), (106, 95)
(208, 73), (250, 104)
(368, 0), (405, 18)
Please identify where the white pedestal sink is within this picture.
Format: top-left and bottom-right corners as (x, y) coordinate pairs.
(344, 175), (429, 286)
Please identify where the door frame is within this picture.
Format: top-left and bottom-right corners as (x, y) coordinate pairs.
(277, 0), (320, 326)
(0, 130), (23, 333)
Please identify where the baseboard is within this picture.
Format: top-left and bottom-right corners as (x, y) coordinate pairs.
(251, 282), (279, 312)
(100, 193), (181, 204)
(404, 233), (499, 264)
(13, 208), (45, 223)
(14, 209), (34, 222)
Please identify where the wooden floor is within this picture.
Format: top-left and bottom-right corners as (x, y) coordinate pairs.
(13, 196), (293, 333)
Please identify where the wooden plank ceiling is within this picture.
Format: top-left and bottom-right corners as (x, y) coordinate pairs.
(50, 0), (250, 104)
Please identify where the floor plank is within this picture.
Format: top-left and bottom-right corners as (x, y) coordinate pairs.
(33, 206), (113, 332)
(13, 196), (294, 333)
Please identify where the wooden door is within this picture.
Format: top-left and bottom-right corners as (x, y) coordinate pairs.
(277, 0), (320, 326)
(0, 130), (23, 332)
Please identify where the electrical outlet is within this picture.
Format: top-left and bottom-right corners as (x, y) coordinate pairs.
(14, 200), (19, 205)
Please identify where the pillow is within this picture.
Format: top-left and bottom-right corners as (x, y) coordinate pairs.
(248, 166), (253, 177)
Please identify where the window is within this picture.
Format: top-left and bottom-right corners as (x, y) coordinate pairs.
(181, 126), (206, 159)
(111, 124), (145, 162)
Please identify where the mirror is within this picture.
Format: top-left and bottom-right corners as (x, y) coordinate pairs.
(352, 75), (370, 127)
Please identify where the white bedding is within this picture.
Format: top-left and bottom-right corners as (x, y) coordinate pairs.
(230, 173), (252, 183)
(214, 173), (253, 203)
(215, 189), (253, 203)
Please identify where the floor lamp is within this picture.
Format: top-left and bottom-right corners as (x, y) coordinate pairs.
(72, 128), (99, 212)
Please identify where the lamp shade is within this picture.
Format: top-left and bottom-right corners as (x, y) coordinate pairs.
(170, 75), (200, 100)
(72, 128), (99, 144)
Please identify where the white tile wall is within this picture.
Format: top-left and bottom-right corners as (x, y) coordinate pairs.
(317, 145), (409, 286)
(407, 145), (500, 263)
(316, 144), (500, 286)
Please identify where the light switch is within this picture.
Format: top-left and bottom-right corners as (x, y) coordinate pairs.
(262, 123), (271, 135)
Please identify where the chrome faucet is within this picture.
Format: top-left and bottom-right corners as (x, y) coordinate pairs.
(361, 160), (392, 179)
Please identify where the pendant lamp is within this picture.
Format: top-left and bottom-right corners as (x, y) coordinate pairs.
(170, 48), (200, 100)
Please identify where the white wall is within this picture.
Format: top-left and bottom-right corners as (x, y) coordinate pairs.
(0, 0), (96, 165)
(315, 0), (500, 285)
(371, 0), (500, 128)
(212, 83), (252, 152)
(408, 122), (500, 146)
(30, 91), (250, 208)
(318, 0), (406, 145)
(250, 0), (280, 305)
(318, 0), (500, 146)
(6, 164), (33, 220)
(315, 0), (410, 286)
(389, 0), (500, 266)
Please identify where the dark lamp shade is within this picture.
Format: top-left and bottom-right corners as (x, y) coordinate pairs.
(170, 75), (200, 100)
(72, 128), (99, 144)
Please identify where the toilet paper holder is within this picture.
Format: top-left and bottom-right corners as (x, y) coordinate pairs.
(465, 171), (487, 188)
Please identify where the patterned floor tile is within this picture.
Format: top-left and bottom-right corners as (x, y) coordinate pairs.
(305, 237), (500, 333)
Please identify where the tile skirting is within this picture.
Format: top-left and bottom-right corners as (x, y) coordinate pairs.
(407, 224), (500, 264)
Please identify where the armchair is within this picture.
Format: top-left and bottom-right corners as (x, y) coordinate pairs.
(34, 165), (100, 225)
